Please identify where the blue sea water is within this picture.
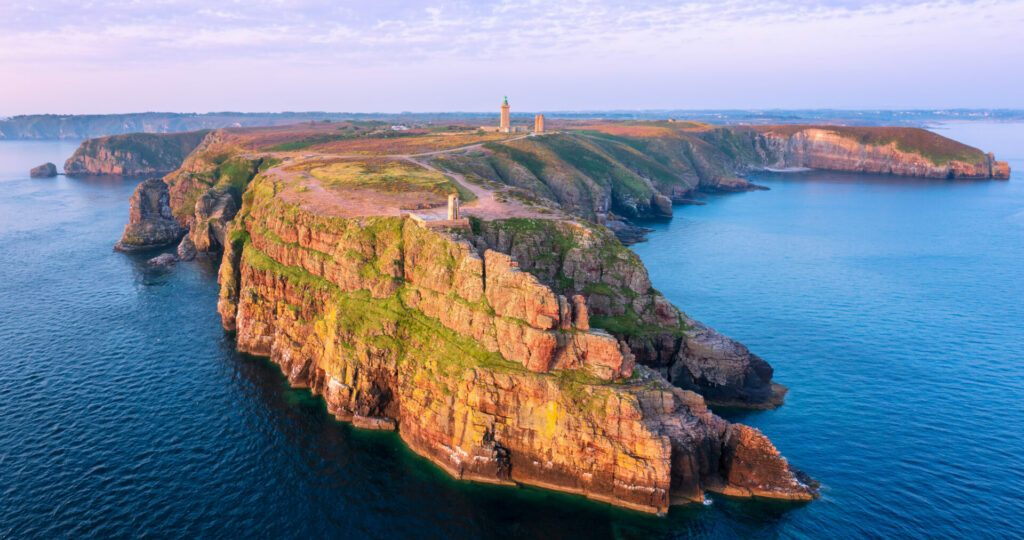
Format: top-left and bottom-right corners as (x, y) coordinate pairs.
(1, 124), (1022, 538)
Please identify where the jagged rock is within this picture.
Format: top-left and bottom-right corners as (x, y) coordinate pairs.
(990, 154), (1011, 180)
(717, 424), (817, 500)
(29, 162), (57, 178)
(651, 193), (674, 216)
(572, 294), (590, 330)
(176, 235), (197, 261)
(672, 318), (786, 408)
(189, 189), (238, 252)
(114, 178), (186, 252)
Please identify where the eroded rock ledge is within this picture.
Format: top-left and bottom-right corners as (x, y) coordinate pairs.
(214, 174), (817, 513)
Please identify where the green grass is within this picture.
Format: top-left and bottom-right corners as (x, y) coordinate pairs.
(483, 142), (548, 179)
(539, 135), (653, 202)
(309, 160), (467, 199)
(267, 133), (357, 152)
(214, 156), (259, 196)
(242, 243), (336, 294)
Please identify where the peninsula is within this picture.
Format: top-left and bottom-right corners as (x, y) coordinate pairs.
(84, 108), (1010, 514)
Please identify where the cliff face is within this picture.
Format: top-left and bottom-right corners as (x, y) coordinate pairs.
(756, 126), (1010, 179)
(475, 219), (783, 408)
(215, 174), (816, 513)
(64, 131), (209, 176)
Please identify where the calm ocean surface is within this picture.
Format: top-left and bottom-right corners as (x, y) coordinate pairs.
(1, 124), (1021, 538)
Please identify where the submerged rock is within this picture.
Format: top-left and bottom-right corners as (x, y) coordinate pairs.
(147, 253), (177, 267)
(29, 162), (58, 178)
(114, 178), (185, 252)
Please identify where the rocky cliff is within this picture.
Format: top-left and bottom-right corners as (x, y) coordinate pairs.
(114, 178), (185, 251)
(755, 126), (1010, 179)
(214, 172), (816, 513)
(473, 218), (783, 408)
(64, 130), (210, 176)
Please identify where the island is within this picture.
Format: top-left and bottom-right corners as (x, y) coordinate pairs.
(81, 112), (1010, 514)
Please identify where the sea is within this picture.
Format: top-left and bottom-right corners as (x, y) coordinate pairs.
(0, 123), (1021, 538)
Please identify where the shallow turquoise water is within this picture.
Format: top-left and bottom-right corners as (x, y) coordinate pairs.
(1, 124), (1022, 538)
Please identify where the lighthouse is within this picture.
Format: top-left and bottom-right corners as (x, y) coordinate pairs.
(500, 96), (511, 133)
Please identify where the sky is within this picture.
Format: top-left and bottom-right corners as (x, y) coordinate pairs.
(1, 0), (1022, 115)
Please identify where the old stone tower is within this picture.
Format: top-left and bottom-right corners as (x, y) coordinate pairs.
(534, 114), (545, 133)
(500, 96), (511, 133)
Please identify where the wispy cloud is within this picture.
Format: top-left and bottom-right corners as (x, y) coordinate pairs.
(1, 1), (1022, 113)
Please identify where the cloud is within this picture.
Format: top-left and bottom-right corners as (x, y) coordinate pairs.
(0, 0), (1022, 112)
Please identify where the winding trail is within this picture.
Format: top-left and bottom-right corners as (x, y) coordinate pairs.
(263, 133), (561, 220)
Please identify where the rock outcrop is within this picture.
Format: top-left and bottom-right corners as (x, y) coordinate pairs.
(474, 218), (785, 408)
(29, 162), (57, 178)
(114, 178), (186, 251)
(64, 130), (209, 176)
(755, 126), (1010, 179)
(214, 174), (817, 513)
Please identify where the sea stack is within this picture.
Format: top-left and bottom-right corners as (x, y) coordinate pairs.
(114, 178), (186, 252)
(29, 162), (58, 178)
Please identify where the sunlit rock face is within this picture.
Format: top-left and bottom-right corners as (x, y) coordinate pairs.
(214, 173), (817, 514)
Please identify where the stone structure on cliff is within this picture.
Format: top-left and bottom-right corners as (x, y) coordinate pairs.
(534, 114), (545, 134)
(447, 194), (460, 220)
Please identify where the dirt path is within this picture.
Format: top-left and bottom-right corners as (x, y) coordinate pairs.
(406, 156), (560, 220)
(260, 133), (559, 220)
